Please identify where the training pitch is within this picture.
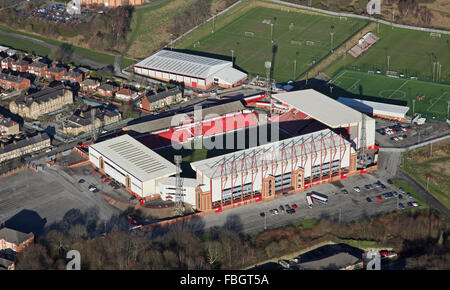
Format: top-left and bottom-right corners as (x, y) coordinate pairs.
(183, 6), (367, 82)
(330, 70), (450, 120)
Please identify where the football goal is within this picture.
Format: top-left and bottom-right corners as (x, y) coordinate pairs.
(244, 31), (255, 37)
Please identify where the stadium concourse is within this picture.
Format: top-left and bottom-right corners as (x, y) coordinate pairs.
(89, 89), (378, 213)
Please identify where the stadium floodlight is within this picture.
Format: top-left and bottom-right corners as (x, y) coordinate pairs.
(330, 25), (335, 53)
(265, 61), (272, 114)
(270, 23), (274, 43)
(231, 50), (234, 66)
(387, 55), (390, 72)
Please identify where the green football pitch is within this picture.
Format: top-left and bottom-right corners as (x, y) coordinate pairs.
(330, 70), (450, 120)
(183, 6), (368, 82)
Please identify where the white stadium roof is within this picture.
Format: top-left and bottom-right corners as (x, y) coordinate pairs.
(90, 134), (176, 182)
(337, 97), (409, 118)
(272, 89), (368, 128)
(135, 50), (232, 79)
(191, 129), (352, 179)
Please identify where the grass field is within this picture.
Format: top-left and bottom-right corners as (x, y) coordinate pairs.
(181, 6), (367, 82)
(402, 139), (450, 209)
(324, 23), (450, 82)
(329, 70), (450, 120)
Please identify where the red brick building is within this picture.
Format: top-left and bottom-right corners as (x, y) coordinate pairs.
(27, 61), (48, 77)
(62, 70), (83, 83)
(46, 66), (67, 81)
(0, 73), (31, 91)
(1, 57), (14, 70)
(0, 227), (34, 253)
(96, 84), (118, 97)
(11, 60), (29, 73)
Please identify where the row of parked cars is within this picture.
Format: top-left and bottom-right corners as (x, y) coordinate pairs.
(260, 203), (298, 217)
(377, 124), (411, 136)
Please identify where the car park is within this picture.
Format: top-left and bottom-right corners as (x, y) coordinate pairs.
(353, 186), (361, 192)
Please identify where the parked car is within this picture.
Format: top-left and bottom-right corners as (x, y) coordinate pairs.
(407, 193), (413, 199)
(407, 202), (413, 207)
(279, 205), (285, 212)
(342, 189), (349, 195)
(399, 187), (405, 193)
(78, 179), (85, 183)
(393, 191), (398, 197)
(398, 194), (403, 199)
(411, 202), (419, 207)
(260, 212), (265, 218)
(387, 179), (393, 184)
(364, 184), (373, 190)
(286, 208), (296, 214)
(353, 186), (361, 192)
(285, 204), (291, 209)
(129, 195), (137, 201)
(376, 195), (383, 201)
(399, 203), (406, 210)
(366, 197), (372, 202)
(291, 204), (298, 209)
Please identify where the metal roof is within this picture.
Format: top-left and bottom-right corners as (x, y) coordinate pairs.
(272, 89), (369, 128)
(337, 97), (409, 118)
(191, 128), (351, 179)
(213, 66), (247, 85)
(90, 134), (176, 182)
(135, 50), (232, 79)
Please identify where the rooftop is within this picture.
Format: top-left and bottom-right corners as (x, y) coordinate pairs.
(272, 89), (368, 128)
(0, 133), (50, 155)
(146, 87), (182, 103)
(89, 134), (177, 182)
(0, 227), (34, 245)
(135, 50), (232, 79)
(337, 97), (410, 117)
(0, 73), (26, 84)
(15, 85), (69, 107)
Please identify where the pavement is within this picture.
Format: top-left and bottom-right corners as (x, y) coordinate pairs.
(0, 166), (119, 235)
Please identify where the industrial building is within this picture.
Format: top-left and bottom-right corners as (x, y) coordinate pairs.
(337, 97), (410, 122)
(89, 134), (177, 199)
(133, 50), (247, 90)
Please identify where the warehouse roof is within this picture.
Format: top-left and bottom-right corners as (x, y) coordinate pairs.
(214, 66), (247, 85)
(89, 134), (176, 182)
(272, 89), (367, 128)
(337, 97), (409, 118)
(191, 128), (351, 179)
(135, 50), (232, 79)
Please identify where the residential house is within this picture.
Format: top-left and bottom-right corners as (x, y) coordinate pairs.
(0, 227), (34, 252)
(0, 73), (31, 91)
(80, 79), (100, 91)
(140, 87), (182, 112)
(11, 60), (29, 73)
(27, 61), (48, 77)
(1, 57), (14, 70)
(46, 65), (67, 81)
(9, 85), (73, 120)
(115, 88), (139, 102)
(63, 107), (121, 136)
(0, 114), (20, 135)
(0, 132), (51, 163)
(62, 70), (83, 84)
(96, 84), (118, 97)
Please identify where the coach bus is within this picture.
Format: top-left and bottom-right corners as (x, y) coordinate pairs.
(310, 192), (328, 205)
(306, 195), (313, 208)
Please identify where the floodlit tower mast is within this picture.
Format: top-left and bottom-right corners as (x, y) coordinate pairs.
(265, 61), (272, 115)
(358, 113), (368, 168)
(174, 155), (185, 216)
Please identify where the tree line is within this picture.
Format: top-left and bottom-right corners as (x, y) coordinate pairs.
(15, 207), (449, 270)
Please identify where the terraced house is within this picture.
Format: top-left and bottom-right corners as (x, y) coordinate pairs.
(0, 73), (30, 91)
(9, 85), (73, 120)
(0, 114), (19, 136)
(140, 87), (182, 112)
(63, 107), (121, 136)
(0, 133), (51, 163)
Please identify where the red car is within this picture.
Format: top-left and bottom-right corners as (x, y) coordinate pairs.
(104, 179), (111, 183)
(92, 171), (98, 174)
(100, 176), (107, 180)
(291, 204), (298, 209)
(376, 195), (383, 201)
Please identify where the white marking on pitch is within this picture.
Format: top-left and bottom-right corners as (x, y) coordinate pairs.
(427, 91), (450, 112)
(388, 80), (409, 99)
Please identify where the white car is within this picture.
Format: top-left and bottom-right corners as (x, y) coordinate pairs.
(353, 186), (361, 192)
(411, 202), (419, 207)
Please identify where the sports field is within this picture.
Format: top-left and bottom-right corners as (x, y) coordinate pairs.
(183, 6), (367, 82)
(330, 70), (450, 120)
(325, 23), (450, 82)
